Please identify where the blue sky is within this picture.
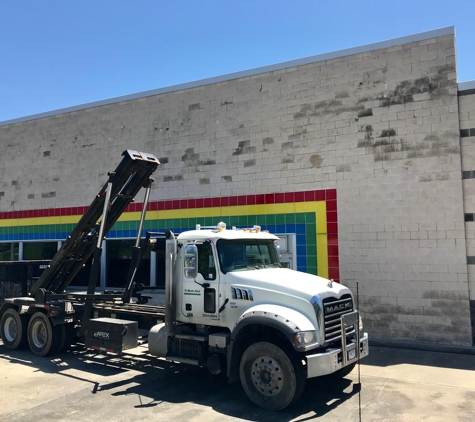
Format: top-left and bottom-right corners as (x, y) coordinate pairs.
(1, 0), (474, 122)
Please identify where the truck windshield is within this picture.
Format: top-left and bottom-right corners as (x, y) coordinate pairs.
(217, 239), (281, 274)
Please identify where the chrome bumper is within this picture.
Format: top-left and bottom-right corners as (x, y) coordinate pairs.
(306, 332), (369, 378)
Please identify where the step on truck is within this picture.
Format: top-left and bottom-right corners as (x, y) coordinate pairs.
(0, 149), (369, 411)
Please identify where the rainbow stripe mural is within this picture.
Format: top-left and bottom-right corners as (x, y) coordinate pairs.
(0, 189), (339, 282)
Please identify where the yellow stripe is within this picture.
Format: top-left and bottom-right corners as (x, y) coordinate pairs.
(0, 201), (328, 226)
(0, 215), (82, 227)
(144, 202), (326, 221)
(318, 202), (328, 277)
(0, 200), (331, 278)
(117, 211), (142, 222)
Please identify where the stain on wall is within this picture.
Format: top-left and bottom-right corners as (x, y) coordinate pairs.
(41, 192), (56, 198)
(310, 154), (323, 168)
(232, 141), (255, 156)
(357, 126), (459, 161)
(164, 175), (184, 182)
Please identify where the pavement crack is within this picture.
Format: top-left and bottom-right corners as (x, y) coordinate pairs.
(362, 377), (390, 416)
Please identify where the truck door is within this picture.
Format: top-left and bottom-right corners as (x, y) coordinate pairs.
(181, 242), (220, 321)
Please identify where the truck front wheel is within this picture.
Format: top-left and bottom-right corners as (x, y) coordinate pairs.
(27, 312), (61, 357)
(0, 308), (29, 350)
(239, 341), (305, 411)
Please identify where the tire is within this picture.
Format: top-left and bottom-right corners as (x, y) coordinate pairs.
(239, 341), (306, 411)
(57, 323), (75, 353)
(0, 308), (29, 350)
(27, 312), (61, 357)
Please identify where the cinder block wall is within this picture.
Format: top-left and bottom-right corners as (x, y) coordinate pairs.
(0, 29), (472, 345)
(459, 86), (475, 343)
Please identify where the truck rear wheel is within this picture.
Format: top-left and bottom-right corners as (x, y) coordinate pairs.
(0, 308), (29, 350)
(27, 312), (61, 357)
(239, 341), (305, 411)
(57, 323), (75, 353)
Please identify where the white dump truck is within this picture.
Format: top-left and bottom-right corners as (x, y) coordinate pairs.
(0, 150), (368, 411)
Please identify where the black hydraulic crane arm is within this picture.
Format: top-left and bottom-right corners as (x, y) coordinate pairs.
(29, 150), (160, 300)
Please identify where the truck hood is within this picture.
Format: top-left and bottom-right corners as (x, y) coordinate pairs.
(225, 268), (351, 301)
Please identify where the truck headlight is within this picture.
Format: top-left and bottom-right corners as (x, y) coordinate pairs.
(293, 331), (317, 348)
(359, 315), (364, 332)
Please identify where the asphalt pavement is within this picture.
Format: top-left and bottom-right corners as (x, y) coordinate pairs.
(1, 341), (474, 421)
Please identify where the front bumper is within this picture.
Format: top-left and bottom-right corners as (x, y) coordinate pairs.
(306, 332), (369, 378)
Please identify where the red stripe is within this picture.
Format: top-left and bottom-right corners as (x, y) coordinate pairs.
(0, 189), (336, 219)
(327, 189), (340, 283)
(0, 187), (340, 282)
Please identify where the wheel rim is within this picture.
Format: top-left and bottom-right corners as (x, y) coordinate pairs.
(4, 317), (18, 342)
(31, 319), (47, 348)
(250, 355), (284, 397)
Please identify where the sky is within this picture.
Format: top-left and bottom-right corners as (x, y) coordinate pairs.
(1, 0), (475, 123)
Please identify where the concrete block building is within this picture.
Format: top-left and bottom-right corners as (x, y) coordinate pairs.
(1, 26), (474, 347)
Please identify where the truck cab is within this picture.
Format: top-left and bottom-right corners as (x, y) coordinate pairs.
(176, 223), (282, 326)
(149, 222), (369, 410)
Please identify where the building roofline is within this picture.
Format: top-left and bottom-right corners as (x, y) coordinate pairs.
(0, 26), (455, 127)
(459, 80), (475, 96)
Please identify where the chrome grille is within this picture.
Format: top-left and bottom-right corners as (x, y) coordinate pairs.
(323, 294), (354, 342)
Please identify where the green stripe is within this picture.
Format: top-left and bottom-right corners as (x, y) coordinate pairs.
(0, 212), (321, 276)
(0, 212), (317, 235)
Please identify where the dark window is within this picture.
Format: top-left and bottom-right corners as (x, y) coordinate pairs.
(462, 171), (475, 180)
(106, 239), (150, 288)
(23, 242), (57, 260)
(154, 238), (166, 288)
(460, 128), (475, 138)
(69, 255), (97, 287)
(0, 243), (19, 261)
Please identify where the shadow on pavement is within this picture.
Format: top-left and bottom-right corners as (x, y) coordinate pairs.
(90, 363), (362, 421)
(363, 345), (475, 371)
(0, 342), (364, 421)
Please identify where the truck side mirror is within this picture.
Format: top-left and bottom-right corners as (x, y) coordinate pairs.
(184, 244), (198, 279)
